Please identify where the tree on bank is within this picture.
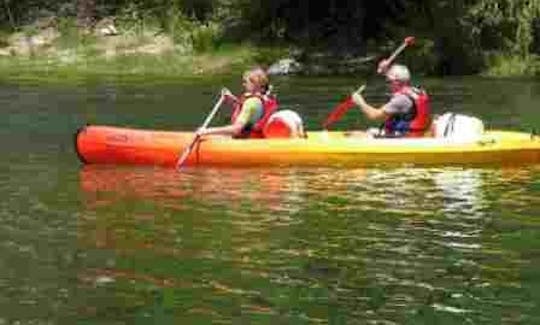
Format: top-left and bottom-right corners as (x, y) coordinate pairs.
(76, 0), (95, 28)
(0, 0), (538, 75)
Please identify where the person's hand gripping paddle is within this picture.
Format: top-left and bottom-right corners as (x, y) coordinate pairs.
(322, 36), (415, 129)
(176, 94), (225, 169)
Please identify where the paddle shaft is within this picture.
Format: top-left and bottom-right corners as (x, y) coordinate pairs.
(176, 95), (225, 169)
(323, 36), (415, 129)
(387, 37), (414, 63)
(378, 36), (415, 74)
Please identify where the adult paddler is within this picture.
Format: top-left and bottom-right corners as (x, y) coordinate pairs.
(350, 61), (432, 138)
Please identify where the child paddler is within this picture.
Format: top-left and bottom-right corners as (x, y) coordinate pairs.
(197, 67), (278, 138)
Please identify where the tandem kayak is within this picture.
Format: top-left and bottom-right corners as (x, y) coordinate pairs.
(75, 125), (540, 167)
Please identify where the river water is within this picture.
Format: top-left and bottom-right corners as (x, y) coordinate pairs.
(0, 76), (539, 323)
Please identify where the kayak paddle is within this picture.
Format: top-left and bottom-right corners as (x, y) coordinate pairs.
(322, 86), (365, 129)
(176, 95), (225, 169)
(387, 36), (415, 65)
(322, 35), (416, 129)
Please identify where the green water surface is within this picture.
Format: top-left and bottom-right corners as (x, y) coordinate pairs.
(0, 75), (539, 324)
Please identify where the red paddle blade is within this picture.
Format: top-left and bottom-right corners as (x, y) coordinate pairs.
(323, 96), (355, 129)
(404, 36), (415, 46)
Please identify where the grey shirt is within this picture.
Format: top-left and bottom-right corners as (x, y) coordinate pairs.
(383, 93), (414, 116)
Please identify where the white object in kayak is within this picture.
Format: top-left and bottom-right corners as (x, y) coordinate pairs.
(433, 112), (485, 141)
(263, 110), (305, 138)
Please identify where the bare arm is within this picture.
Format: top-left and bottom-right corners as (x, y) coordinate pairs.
(198, 120), (244, 136)
(198, 96), (262, 137)
(352, 92), (390, 121)
(359, 102), (389, 121)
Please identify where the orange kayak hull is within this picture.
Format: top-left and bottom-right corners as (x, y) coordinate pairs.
(75, 125), (540, 167)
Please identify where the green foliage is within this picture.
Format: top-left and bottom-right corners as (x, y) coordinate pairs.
(113, 4), (222, 54)
(0, 43), (260, 83)
(53, 16), (98, 59)
(466, 0), (540, 56)
(250, 46), (289, 66)
(1, 0), (539, 76)
(161, 7), (223, 53)
(190, 21), (222, 52)
(115, 2), (157, 36)
(0, 30), (10, 47)
(55, 17), (79, 47)
(163, 7), (195, 51)
(22, 24), (39, 37)
(484, 54), (540, 77)
(404, 38), (439, 76)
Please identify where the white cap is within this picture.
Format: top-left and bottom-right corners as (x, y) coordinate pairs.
(386, 64), (410, 82)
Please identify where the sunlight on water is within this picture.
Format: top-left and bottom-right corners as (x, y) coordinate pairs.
(73, 165), (540, 323)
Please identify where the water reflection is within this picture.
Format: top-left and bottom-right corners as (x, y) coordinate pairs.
(76, 166), (539, 323)
(79, 165), (308, 213)
(434, 168), (486, 215)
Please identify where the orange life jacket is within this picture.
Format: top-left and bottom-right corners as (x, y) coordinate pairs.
(384, 86), (431, 137)
(230, 92), (278, 138)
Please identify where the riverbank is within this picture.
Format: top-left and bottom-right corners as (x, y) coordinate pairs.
(0, 16), (290, 84)
(0, 44), (266, 84)
(0, 20), (538, 83)
(2, 49), (538, 85)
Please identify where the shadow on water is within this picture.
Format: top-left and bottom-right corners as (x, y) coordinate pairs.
(75, 165), (540, 323)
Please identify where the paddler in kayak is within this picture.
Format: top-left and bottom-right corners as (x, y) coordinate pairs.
(197, 67), (305, 139)
(351, 62), (431, 137)
(196, 67), (275, 138)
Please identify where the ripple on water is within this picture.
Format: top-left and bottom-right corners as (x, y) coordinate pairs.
(2, 162), (537, 323)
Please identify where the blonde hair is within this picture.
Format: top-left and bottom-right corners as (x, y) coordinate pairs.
(243, 67), (269, 92)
